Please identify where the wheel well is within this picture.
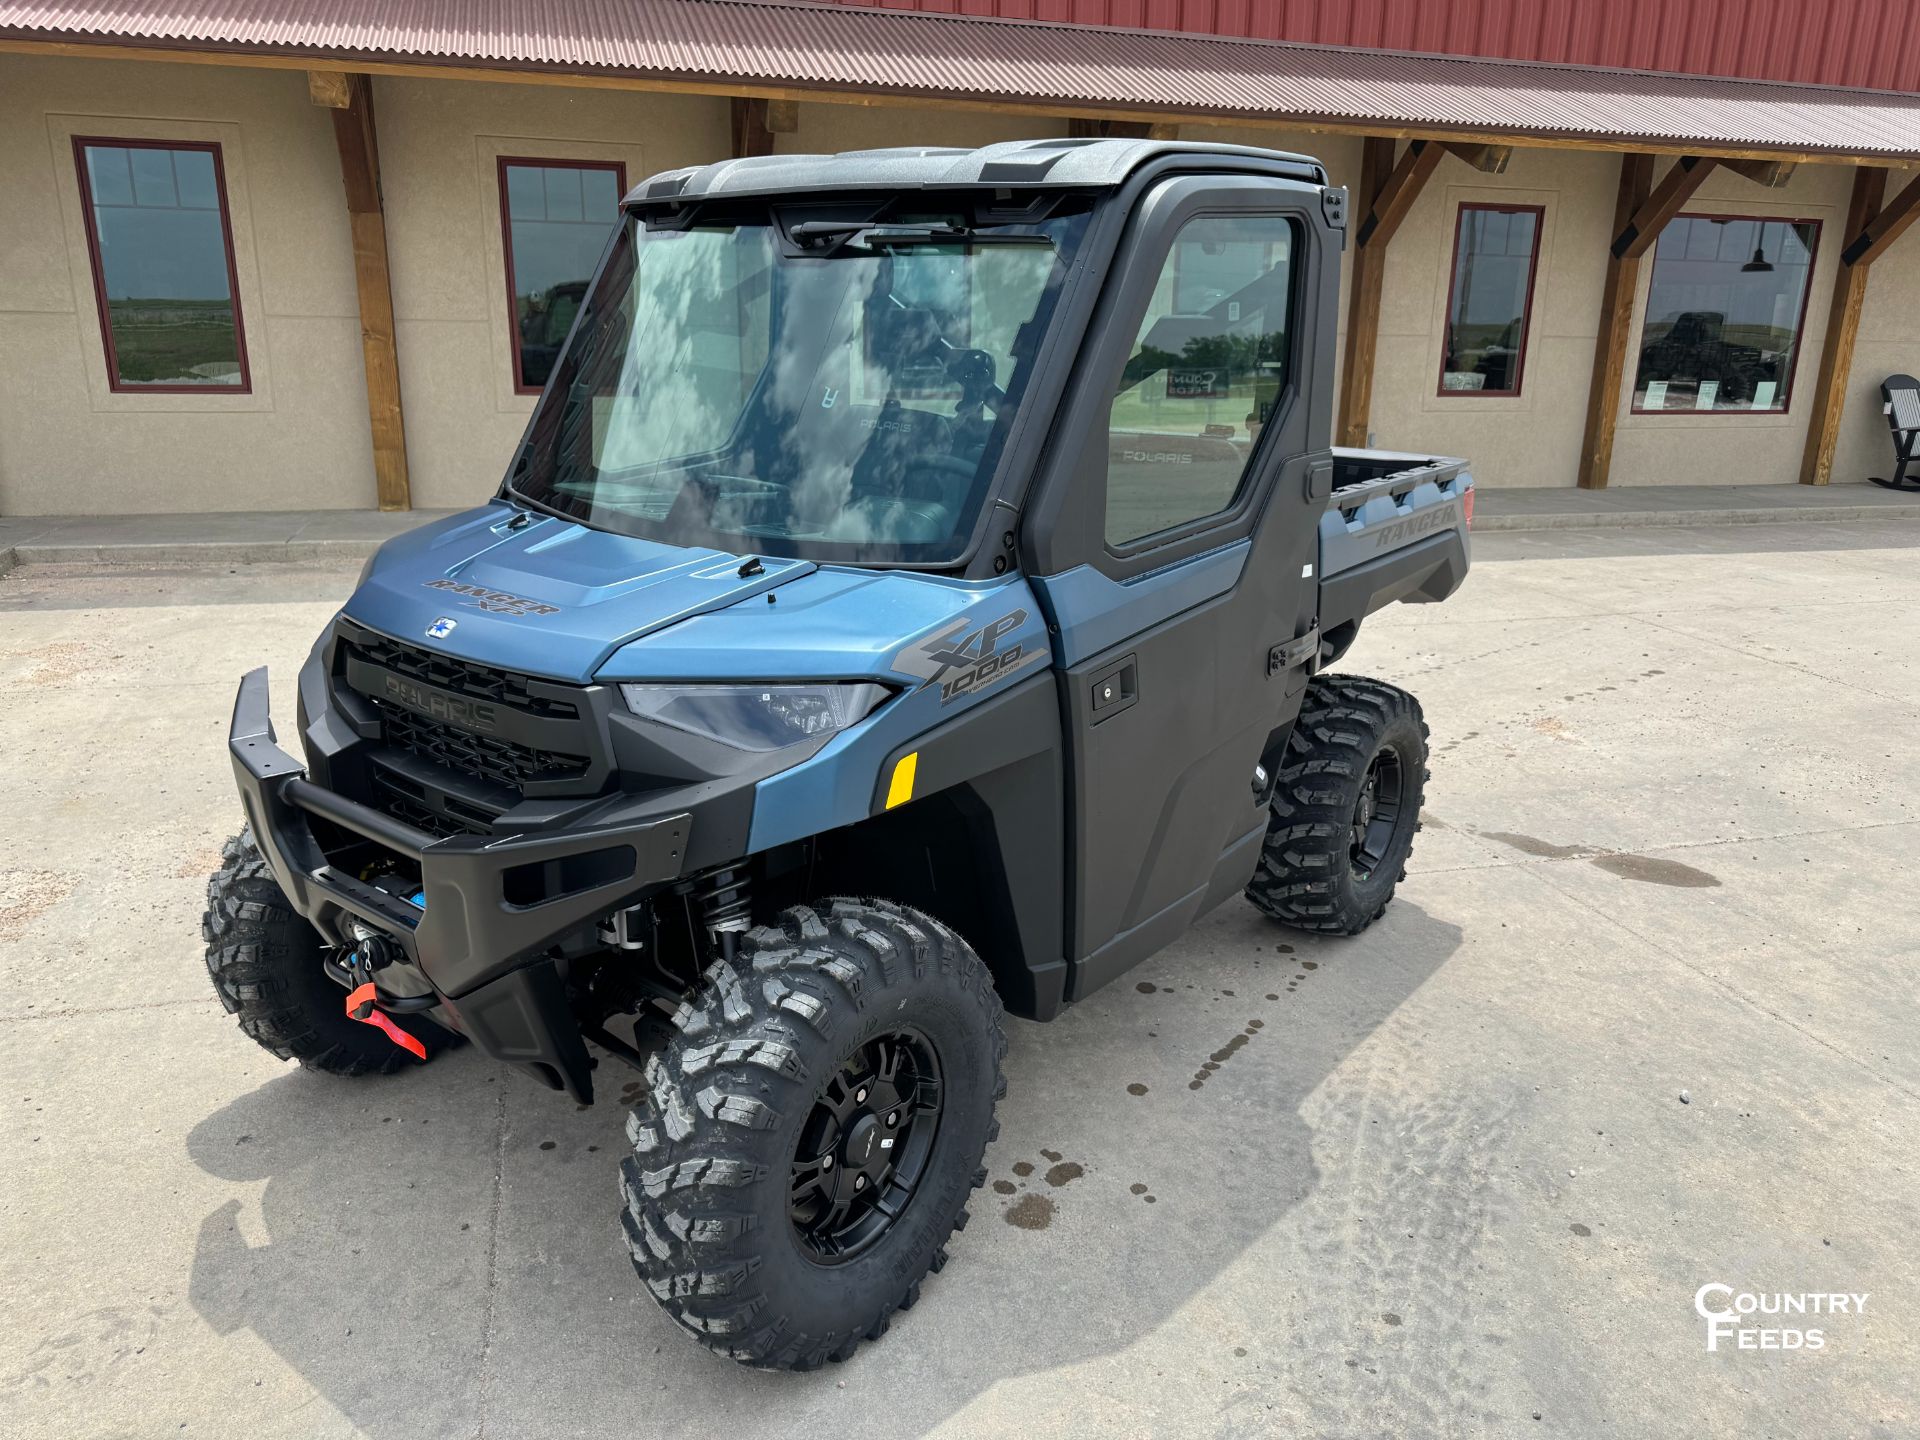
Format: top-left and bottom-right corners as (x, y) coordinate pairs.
(802, 772), (1065, 1020)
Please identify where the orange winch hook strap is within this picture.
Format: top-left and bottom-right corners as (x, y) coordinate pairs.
(344, 982), (428, 1060)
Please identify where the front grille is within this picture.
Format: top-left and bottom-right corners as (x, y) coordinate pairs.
(345, 630), (580, 718)
(376, 704), (590, 790)
(371, 777), (474, 840)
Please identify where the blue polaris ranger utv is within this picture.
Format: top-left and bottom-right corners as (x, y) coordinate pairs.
(206, 139), (1471, 1369)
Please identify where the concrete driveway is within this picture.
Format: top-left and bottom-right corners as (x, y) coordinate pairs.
(1, 521), (1915, 1438)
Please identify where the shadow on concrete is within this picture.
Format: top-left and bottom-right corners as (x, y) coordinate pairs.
(186, 896), (1462, 1437)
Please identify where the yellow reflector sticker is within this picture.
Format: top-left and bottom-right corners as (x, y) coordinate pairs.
(885, 752), (918, 810)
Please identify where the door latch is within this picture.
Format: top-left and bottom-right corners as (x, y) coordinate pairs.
(1267, 625), (1319, 677)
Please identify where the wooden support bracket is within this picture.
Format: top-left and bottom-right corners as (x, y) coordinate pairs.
(1442, 142), (1512, 174)
(1613, 155), (1718, 259)
(1719, 157), (1797, 188)
(1842, 170), (1920, 267)
(1353, 139), (1444, 249)
(307, 69), (352, 108)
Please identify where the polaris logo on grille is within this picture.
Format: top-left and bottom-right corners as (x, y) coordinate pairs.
(382, 673), (499, 733)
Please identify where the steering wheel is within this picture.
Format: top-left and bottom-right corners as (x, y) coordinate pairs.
(897, 452), (978, 505)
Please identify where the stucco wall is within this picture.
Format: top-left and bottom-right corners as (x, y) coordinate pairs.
(371, 77), (730, 510)
(1365, 145), (1619, 488)
(1607, 158), (1857, 487)
(0, 54), (372, 514)
(3, 55), (1916, 513)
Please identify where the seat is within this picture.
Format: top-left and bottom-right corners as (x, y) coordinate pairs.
(1870, 373), (1920, 491)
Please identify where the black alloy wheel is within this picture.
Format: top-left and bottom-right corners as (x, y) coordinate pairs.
(789, 1031), (943, 1263)
(1349, 745), (1407, 881)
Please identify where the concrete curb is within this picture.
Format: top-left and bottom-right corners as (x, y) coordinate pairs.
(4, 537), (384, 568)
(1, 500), (1915, 574)
(1473, 502), (1920, 532)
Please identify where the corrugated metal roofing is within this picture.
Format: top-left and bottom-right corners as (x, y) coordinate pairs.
(8, 0), (1920, 160)
(817, 0), (1920, 97)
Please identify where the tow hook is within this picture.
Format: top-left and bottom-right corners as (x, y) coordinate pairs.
(335, 928), (430, 1060)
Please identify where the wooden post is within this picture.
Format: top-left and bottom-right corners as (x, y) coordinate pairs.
(730, 97), (776, 157)
(321, 73), (410, 511)
(1800, 167), (1889, 485)
(1577, 153), (1655, 489)
(1337, 138), (1442, 447)
(1068, 117), (1154, 139)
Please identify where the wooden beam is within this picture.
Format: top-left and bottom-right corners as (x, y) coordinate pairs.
(1842, 170), (1920, 267)
(326, 74), (411, 512)
(1719, 157), (1796, 188)
(1354, 138), (1444, 248)
(1578, 153), (1656, 490)
(1337, 137), (1398, 448)
(730, 97), (776, 157)
(1801, 167), (1890, 485)
(1443, 142), (1512, 173)
(1068, 117), (1153, 139)
(1613, 155), (1718, 259)
(306, 69), (352, 108)
(6, 37), (1920, 171)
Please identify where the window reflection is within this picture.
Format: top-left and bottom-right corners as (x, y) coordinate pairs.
(501, 160), (625, 391)
(1440, 204), (1540, 396)
(1634, 215), (1819, 413)
(1104, 214), (1297, 546)
(76, 140), (246, 390)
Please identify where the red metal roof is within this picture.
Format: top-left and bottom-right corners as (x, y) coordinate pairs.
(812, 0), (1920, 96)
(8, 0), (1920, 160)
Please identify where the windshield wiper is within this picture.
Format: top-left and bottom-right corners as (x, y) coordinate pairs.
(789, 220), (1052, 254)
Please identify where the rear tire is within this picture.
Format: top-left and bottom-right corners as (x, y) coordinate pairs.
(202, 828), (444, 1075)
(1245, 674), (1428, 935)
(619, 898), (1005, 1369)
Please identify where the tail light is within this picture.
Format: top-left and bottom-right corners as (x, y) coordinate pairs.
(1462, 485), (1475, 529)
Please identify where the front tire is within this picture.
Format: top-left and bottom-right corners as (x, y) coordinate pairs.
(202, 829), (443, 1075)
(619, 899), (1006, 1369)
(1245, 674), (1429, 935)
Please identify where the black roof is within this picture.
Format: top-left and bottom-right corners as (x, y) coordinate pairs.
(630, 138), (1328, 207)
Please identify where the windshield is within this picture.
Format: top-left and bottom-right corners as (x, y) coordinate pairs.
(506, 204), (1091, 564)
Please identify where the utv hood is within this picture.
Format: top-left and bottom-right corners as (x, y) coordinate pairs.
(342, 504), (814, 682)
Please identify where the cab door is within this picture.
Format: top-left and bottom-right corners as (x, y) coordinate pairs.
(1024, 174), (1339, 999)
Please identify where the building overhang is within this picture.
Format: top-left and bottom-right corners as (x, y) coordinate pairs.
(7, 0), (1920, 168)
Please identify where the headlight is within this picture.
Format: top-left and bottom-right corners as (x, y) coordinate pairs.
(619, 682), (890, 752)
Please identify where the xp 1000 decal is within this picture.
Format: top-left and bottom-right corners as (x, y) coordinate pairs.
(894, 608), (1047, 705)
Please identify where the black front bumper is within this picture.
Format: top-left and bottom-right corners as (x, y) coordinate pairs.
(229, 666), (690, 1100)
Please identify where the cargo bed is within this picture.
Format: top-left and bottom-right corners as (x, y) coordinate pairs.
(1315, 447), (1474, 655)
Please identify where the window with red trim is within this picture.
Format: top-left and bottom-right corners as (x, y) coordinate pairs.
(1438, 203), (1542, 398)
(74, 138), (249, 392)
(1633, 214), (1819, 414)
(499, 158), (627, 393)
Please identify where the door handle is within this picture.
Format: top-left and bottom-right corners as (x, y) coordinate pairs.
(1089, 654), (1138, 724)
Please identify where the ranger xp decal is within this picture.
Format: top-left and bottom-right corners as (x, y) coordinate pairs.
(894, 608), (1046, 705)
(422, 578), (560, 616)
